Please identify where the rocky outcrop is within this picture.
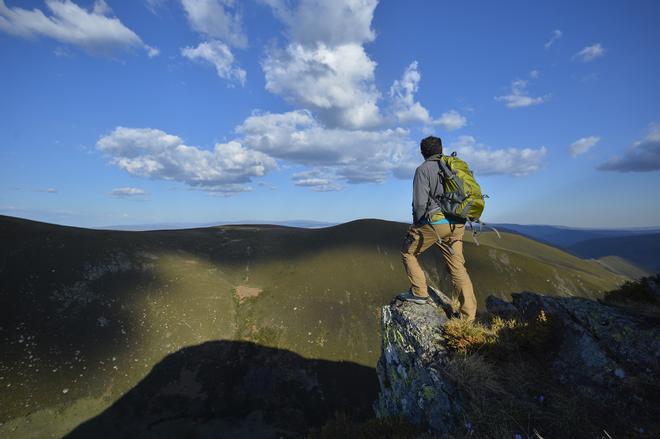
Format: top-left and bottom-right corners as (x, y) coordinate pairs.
(506, 293), (660, 393)
(375, 290), (660, 436)
(374, 290), (464, 436)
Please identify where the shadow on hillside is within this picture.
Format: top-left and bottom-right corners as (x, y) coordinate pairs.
(64, 340), (378, 438)
(0, 215), (408, 421)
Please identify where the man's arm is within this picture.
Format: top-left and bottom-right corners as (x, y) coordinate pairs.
(412, 165), (430, 224)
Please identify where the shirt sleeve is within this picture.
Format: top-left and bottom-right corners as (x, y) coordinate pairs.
(412, 165), (430, 224)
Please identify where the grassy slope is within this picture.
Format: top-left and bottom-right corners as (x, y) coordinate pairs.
(567, 232), (660, 273)
(595, 255), (650, 279)
(0, 215), (631, 437)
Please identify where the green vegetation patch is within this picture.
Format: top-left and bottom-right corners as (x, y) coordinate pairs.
(440, 304), (655, 438)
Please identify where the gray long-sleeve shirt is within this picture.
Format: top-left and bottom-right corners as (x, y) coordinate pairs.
(412, 155), (444, 224)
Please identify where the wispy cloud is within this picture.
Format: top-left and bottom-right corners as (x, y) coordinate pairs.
(144, 0), (167, 15)
(495, 79), (549, 108)
(569, 136), (600, 157)
(181, 40), (246, 86)
(0, 0), (158, 56)
(544, 29), (562, 49)
(573, 43), (605, 62)
(389, 62), (467, 130)
(292, 169), (343, 192)
(598, 124), (660, 172)
(35, 187), (59, 193)
(178, 0), (248, 85)
(110, 187), (147, 198)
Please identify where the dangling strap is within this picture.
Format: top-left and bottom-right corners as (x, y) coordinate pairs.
(467, 219), (481, 246)
(472, 219), (502, 240)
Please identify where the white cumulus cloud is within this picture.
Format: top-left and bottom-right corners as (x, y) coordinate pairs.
(237, 110), (416, 184)
(262, 0), (378, 47)
(495, 79), (548, 109)
(263, 42), (381, 129)
(435, 110), (467, 131)
(449, 136), (547, 176)
(181, 40), (246, 85)
(569, 136), (600, 157)
(0, 0), (158, 56)
(96, 127), (277, 194)
(179, 0), (246, 48)
(573, 43), (605, 62)
(260, 0), (383, 129)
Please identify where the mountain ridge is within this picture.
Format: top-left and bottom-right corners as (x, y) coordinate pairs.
(0, 214), (643, 437)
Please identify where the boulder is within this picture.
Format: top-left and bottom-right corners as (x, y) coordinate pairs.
(375, 290), (660, 436)
(374, 294), (464, 436)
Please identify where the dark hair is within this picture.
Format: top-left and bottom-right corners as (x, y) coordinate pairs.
(420, 136), (443, 158)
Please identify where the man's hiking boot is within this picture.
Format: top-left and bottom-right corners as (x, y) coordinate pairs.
(397, 291), (433, 305)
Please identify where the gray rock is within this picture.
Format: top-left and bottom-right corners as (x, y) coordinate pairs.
(375, 294), (464, 435)
(510, 292), (660, 393)
(376, 290), (660, 435)
(485, 295), (519, 319)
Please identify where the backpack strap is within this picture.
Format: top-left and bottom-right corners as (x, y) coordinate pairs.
(437, 156), (454, 181)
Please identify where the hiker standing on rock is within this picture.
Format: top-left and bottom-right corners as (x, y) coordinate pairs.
(399, 136), (478, 321)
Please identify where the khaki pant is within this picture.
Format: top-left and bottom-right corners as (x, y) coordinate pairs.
(401, 223), (477, 320)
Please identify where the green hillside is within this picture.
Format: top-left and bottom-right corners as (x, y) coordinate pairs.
(568, 233), (660, 273)
(594, 255), (650, 279)
(0, 215), (631, 438)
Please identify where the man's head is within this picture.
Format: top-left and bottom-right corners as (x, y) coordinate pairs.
(420, 136), (443, 159)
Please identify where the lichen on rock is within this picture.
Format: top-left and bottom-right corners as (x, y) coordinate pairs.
(375, 288), (660, 437)
(375, 293), (463, 436)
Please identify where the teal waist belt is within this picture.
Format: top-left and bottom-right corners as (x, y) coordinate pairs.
(421, 216), (466, 225)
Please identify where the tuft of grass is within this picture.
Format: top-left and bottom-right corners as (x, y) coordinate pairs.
(438, 308), (658, 438)
(445, 354), (505, 401)
(441, 312), (553, 356)
(441, 318), (499, 354)
(450, 295), (461, 313)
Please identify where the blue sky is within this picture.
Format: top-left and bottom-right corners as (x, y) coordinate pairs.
(1, 0), (659, 228)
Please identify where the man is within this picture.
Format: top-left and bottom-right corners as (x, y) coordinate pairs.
(399, 135), (477, 320)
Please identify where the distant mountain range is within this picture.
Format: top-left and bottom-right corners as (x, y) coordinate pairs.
(495, 223), (660, 248)
(495, 223), (660, 273)
(100, 219), (660, 250)
(99, 219), (338, 231)
(567, 233), (660, 273)
(0, 214), (654, 437)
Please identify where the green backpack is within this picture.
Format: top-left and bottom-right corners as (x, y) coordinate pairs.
(431, 152), (486, 222)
